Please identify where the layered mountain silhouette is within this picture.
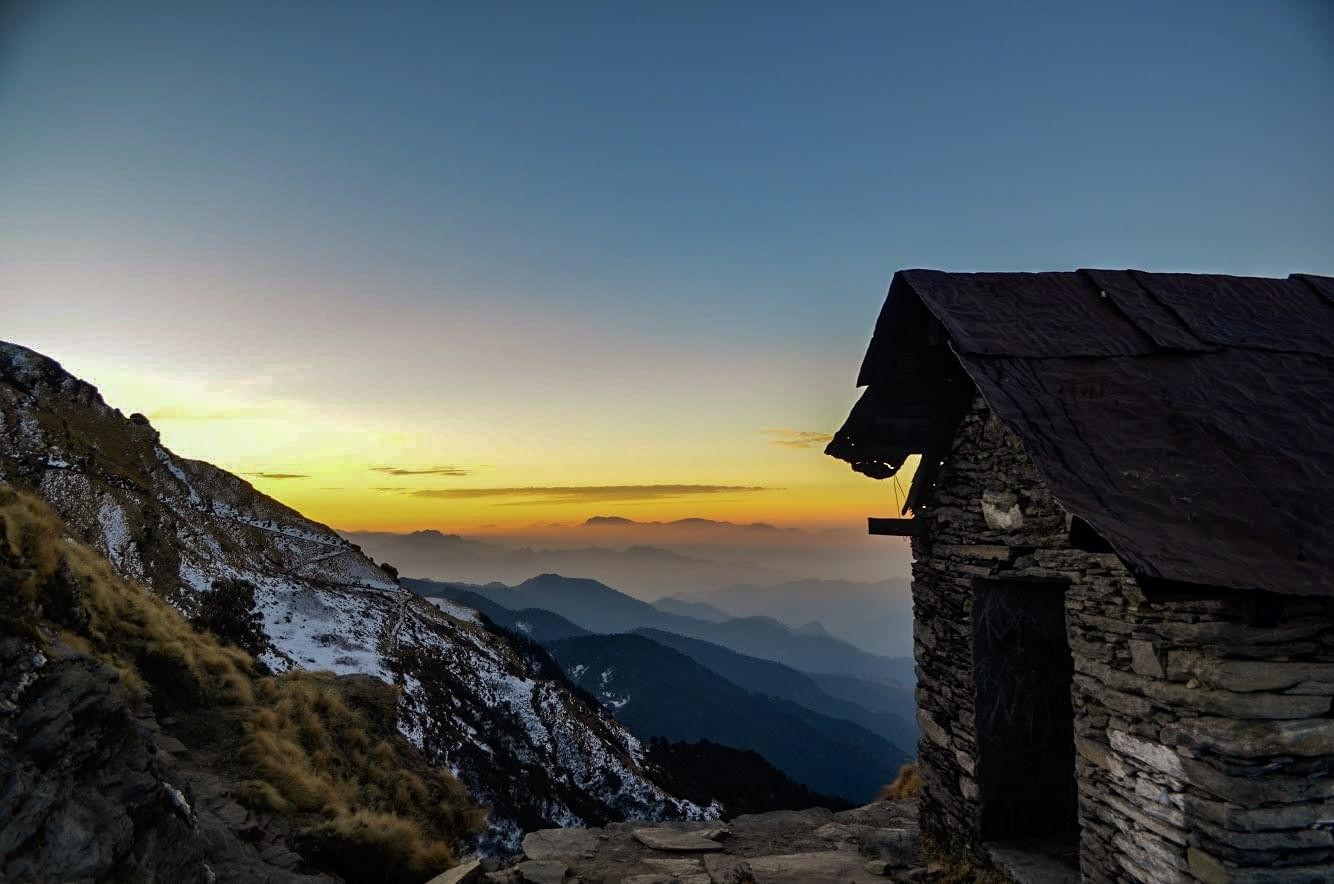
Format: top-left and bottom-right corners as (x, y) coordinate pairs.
(345, 529), (788, 597)
(630, 628), (917, 752)
(407, 573), (911, 680)
(545, 633), (905, 802)
(406, 574), (917, 802)
(667, 578), (915, 659)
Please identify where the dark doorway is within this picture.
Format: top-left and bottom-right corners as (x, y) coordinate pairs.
(972, 578), (1077, 844)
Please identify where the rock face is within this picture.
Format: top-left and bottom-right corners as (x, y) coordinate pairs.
(0, 340), (715, 851)
(908, 395), (1334, 883)
(489, 800), (923, 884)
(0, 635), (208, 882)
(0, 634), (334, 883)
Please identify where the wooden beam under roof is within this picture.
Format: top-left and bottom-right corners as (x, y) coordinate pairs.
(868, 517), (921, 537)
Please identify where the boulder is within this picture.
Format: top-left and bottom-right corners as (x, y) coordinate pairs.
(632, 828), (725, 852)
(644, 857), (706, 875)
(709, 850), (887, 883)
(513, 859), (569, 884)
(859, 827), (917, 867)
(521, 827), (601, 861)
(425, 858), (483, 884)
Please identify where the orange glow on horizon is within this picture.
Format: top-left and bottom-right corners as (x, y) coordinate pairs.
(5, 310), (917, 536)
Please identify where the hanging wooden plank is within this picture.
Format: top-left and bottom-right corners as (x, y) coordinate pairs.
(868, 517), (921, 536)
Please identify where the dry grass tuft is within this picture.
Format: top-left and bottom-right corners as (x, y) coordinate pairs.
(877, 762), (922, 801)
(920, 835), (1012, 884)
(241, 670), (483, 878)
(0, 486), (483, 882)
(1, 485), (253, 704)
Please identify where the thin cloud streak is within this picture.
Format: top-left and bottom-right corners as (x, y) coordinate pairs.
(371, 465), (471, 476)
(763, 429), (834, 449)
(246, 471), (309, 480)
(393, 484), (774, 504)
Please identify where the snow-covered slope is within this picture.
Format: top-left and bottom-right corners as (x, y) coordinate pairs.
(0, 341), (716, 847)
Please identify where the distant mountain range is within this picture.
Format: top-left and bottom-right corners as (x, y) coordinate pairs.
(406, 573), (919, 802)
(346, 529), (789, 598)
(346, 528), (916, 656)
(416, 580), (916, 745)
(652, 596), (732, 621)
(581, 515), (805, 535)
(631, 629), (916, 752)
(667, 578), (915, 659)
(546, 633), (905, 802)
(406, 573), (910, 681)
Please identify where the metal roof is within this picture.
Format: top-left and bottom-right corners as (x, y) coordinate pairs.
(828, 269), (1334, 596)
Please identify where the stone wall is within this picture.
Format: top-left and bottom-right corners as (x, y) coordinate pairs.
(908, 395), (1334, 883)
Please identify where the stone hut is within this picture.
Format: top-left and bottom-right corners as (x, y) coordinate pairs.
(827, 270), (1334, 883)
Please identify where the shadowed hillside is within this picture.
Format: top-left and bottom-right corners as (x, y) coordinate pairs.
(0, 487), (482, 882)
(632, 627), (918, 751)
(546, 633), (906, 803)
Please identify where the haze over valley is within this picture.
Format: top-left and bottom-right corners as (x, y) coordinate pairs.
(345, 518), (915, 657)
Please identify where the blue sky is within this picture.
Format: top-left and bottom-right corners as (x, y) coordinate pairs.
(2, 1), (1332, 532)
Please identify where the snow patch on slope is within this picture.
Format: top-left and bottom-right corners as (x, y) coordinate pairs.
(426, 596), (481, 624)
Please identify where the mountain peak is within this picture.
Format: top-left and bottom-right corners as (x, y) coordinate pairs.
(0, 339), (716, 845)
(410, 528), (466, 541)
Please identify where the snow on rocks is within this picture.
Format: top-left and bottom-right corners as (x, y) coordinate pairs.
(427, 596), (482, 624)
(0, 339), (714, 848)
(153, 446), (203, 506)
(257, 583), (393, 680)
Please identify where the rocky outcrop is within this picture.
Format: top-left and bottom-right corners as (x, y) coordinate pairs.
(0, 634), (207, 882)
(0, 634), (332, 883)
(476, 799), (927, 884)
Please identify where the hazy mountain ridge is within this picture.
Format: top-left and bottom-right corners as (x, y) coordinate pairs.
(669, 578), (915, 659)
(0, 341), (716, 849)
(651, 596), (732, 622)
(405, 575), (918, 797)
(406, 573), (911, 680)
(347, 528), (915, 655)
(344, 529), (790, 598)
(582, 515), (804, 534)
(630, 628), (918, 752)
(546, 633), (906, 802)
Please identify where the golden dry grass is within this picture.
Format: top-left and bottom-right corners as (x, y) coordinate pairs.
(877, 762), (922, 801)
(0, 486), (482, 881)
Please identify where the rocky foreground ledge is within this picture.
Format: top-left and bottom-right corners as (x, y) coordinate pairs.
(430, 800), (931, 884)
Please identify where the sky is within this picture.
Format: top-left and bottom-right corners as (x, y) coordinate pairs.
(3, 1), (1332, 536)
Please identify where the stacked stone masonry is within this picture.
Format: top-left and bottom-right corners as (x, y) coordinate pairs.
(909, 395), (1334, 884)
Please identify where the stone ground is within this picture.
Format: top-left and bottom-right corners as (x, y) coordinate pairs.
(429, 800), (946, 884)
